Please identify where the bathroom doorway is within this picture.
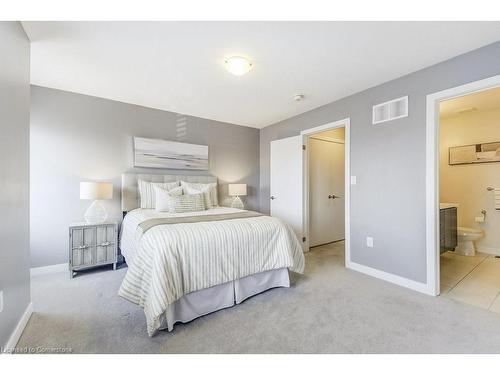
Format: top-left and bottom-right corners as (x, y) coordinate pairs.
(428, 78), (500, 313)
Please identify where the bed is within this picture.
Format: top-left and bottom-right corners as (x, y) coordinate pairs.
(118, 173), (305, 336)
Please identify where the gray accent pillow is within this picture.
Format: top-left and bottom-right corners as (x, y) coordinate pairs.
(181, 181), (218, 208)
(165, 192), (206, 213)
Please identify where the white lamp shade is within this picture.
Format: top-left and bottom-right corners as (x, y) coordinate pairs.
(228, 184), (247, 197)
(80, 182), (113, 200)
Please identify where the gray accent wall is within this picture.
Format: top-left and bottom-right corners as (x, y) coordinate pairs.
(30, 86), (260, 268)
(260, 41), (500, 284)
(0, 22), (31, 348)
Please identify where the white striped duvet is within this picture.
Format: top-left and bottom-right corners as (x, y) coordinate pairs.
(118, 208), (305, 336)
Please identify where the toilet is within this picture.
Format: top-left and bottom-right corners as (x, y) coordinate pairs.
(455, 227), (484, 256)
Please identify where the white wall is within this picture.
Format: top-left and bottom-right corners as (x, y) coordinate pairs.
(0, 21), (31, 349)
(440, 107), (500, 253)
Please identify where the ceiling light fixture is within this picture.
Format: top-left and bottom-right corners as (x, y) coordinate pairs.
(294, 94), (305, 101)
(224, 56), (253, 76)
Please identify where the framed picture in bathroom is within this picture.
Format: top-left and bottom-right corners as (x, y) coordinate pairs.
(449, 141), (500, 165)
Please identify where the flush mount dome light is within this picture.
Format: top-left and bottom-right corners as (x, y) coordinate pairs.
(224, 56), (253, 76)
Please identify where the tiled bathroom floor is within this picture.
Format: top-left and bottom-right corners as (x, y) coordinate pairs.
(440, 251), (500, 313)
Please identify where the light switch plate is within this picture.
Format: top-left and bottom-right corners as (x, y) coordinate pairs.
(366, 237), (374, 248)
(351, 176), (357, 185)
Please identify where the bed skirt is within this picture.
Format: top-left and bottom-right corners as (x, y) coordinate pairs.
(159, 268), (290, 332)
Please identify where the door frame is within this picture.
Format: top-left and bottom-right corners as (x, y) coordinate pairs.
(426, 74), (500, 296)
(301, 118), (351, 266)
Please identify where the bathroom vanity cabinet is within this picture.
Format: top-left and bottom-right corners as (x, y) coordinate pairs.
(440, 206), (457, 253)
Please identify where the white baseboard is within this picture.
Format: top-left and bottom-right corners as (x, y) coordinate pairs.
(346, 260), (433, 296)
(30, 263), (68, 277)
(477, 246), (500, 257)
(2, 302), (33, 354)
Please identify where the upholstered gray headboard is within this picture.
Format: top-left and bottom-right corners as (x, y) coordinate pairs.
(121, 173), (218, 212)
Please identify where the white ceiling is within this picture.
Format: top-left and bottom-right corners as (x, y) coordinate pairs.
(440, 86), (500, 118)
(22, 21), (500, 128)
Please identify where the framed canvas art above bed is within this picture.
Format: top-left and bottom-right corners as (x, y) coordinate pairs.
(133, 136), (209, 170)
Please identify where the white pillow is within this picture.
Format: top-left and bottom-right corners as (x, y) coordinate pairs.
(138, 180), (179, 209)
(154, 185), (184, 212)
(181, 181), (218, 209)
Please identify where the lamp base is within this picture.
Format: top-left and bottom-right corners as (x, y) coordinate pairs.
(231, 196), (245, 210)
(84, 200), (108, 224)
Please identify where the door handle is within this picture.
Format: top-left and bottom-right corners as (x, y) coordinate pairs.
(328, 195), (341, 199)
(270, 196), (276, 200)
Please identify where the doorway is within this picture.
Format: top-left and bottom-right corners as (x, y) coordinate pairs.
(269, 118), (350, 263)
(302, 119), (351, 264)
(307, 128), (345, 248)
(426, 74), (500, 297)
(436, 87), (500, 314)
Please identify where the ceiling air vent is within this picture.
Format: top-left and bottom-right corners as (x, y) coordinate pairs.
(372, 96), (408, 125)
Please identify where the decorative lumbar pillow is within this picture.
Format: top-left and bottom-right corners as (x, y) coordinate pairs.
(181, 181), (218, 209)
(154, 185), (184, 212)
(162, 192), (206, 213)
(138, 180), (179, 209)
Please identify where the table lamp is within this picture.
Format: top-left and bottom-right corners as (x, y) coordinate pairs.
(228, 184), (247, 209)
(80, 182), (113, 224)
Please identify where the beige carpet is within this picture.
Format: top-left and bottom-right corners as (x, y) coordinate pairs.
(17, 242), (500, 353)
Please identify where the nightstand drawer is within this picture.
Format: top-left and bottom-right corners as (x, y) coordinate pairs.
(95, 224), (116, 264)
(95, 244), (115, 264)
(71, 227), (95, 249)
(72, 246), (93, 268)
(96, 225), (115, 246)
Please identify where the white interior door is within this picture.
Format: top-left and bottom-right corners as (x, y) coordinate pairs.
(270, 135), (304, 246)
(309, 138), (345, 247)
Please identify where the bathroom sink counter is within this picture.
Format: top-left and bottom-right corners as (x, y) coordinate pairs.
(440, 203), (459, 210)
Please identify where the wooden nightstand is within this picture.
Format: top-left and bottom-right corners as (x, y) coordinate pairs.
(69, 221), (118, 278)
